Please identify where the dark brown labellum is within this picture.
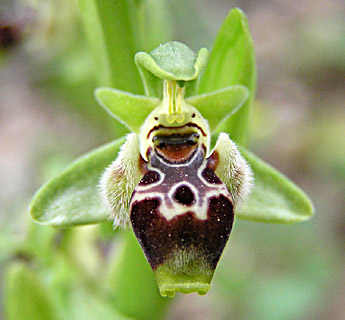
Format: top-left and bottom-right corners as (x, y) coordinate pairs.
(129, 143), (234, 296)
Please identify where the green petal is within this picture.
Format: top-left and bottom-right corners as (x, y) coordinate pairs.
(5, 263), (58, 320)
(186, 85), (249, 133)
(238, 147), (315, 223)
(198, 8), (256, 145)
(135, 62), (163, 98)
(135, 41), (209, 81)
(30, 138), (125, 227)
(95, 88), (160, 134)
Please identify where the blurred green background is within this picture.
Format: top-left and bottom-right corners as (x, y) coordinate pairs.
(1, 0), (344, 319)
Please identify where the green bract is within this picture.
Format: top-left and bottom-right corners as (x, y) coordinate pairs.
(198, 8), (256, 144)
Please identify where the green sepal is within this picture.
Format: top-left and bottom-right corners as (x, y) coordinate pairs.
(186, 85), (249, 134)
(95, 88), (160, 133)
(29, 138), (125, 227)
(135, 41), (209, 82)
(4, 263), (58, 320)
(238, 147), (315, 223)
(198, 8), (256, 145)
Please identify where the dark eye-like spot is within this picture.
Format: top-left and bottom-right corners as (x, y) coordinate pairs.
(154, 117), (159, 121)
(173, 185), (195, 206)
(202, 168), (222, 184)
(191, 113), (196, 118)
(139, 170), (160, 185)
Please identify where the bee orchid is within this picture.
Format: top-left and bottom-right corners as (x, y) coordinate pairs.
(29, 11), (313, 301)
(98, 42), (252, 297)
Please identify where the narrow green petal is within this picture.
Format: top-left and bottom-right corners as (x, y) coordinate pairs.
(5, 263), (58, 320)
(135, 63), (163, 98)
(198, 8), (256, 144)
(238, 147), (315, 223)
(95, 88), (160, 134)
(30, 138), (125, 227)
(186, 85), (249, 133)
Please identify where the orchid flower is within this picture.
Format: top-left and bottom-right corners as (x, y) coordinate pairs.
(29, 9), (314, 298)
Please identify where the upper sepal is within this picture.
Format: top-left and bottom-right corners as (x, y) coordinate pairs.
(135, 41), (209, 83)
(29, 138), (125, 227)
(237, 147), (315, 223)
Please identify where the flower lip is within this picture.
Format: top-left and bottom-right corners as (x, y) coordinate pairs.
(159, 283), (211, 298)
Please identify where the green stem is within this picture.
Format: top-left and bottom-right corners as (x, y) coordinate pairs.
(77, 0), (143, 93)
(107, 231), (171, 320)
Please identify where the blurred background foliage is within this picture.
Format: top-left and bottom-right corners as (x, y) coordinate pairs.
(0, 0), (344, 319)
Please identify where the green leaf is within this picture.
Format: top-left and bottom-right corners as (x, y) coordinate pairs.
(25, 222), (58, 266)
(67, 285), (136, 320)
(78, 0), (143, 93)
(5, 263), (58, 320)
(238, 147), (315, 223)
(107, 231), (171, 320)
(30, 138), (125, 227)
(186, 85), (249, 133)
(95, 88), (160, 133)
(198, 8), (256, 145)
